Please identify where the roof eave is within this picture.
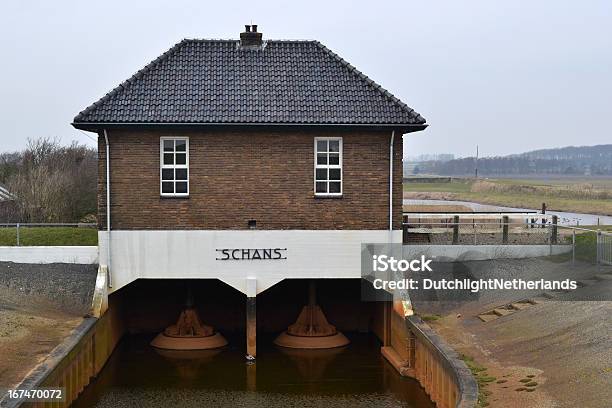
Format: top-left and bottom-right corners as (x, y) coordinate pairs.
(72, 122), (427, 133)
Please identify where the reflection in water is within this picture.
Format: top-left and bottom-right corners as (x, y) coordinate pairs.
(152, 348), (223, 380)
(276, 345), (346, 380)
(73, 334), (434, 408)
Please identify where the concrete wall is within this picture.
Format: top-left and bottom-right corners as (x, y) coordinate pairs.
(402, 244), (571, 262)
(0, 246), (98, 264)
(100, 229), (401, 295)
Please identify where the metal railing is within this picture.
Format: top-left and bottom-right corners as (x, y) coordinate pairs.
(403, 214), (612, 266)
(596, 229), (612, 266)
(402, 216), (557, 246)
(0, 223), (96, 246)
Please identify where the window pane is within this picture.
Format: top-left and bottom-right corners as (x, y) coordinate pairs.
(316, 168), (327, 181)
(163, 140), (174, 152)
(175, 139), (186, 152)
(317, 140), (327, 152)
(162, 169), (174, 180)
(164, 153), (174, 165)
(176, 182), (188, 194)
(317, 154), (327, 165)
(175, 168), (188, 180)
(175, 153), (186, 165)
(329, 140), (340, 152)
(162, 182), (173, 194)
(328, 154), (339, 165)
(329, 168), (341, 180)
(316, 182), (327, 193)
(329, 182), (341, 193)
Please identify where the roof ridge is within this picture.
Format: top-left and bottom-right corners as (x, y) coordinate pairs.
(185, 38), (318, 43)
(312, 41), (421, 120)
(73, 39), (189, 122)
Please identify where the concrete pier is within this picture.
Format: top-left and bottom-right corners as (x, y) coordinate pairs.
(246, 278), (257, 358)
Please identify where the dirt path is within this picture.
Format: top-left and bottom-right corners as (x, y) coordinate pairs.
(0, 300), (83, 389)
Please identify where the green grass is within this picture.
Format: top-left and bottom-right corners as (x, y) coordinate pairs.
(419, 313), (442, 322)
(404, 177), (612, 216)
(0, 227), (98, 246)
(548, 229), (610, 264)
(403, 180), (472, 193)
(460, 354), (492, 407)
(493, 177), (612, 190)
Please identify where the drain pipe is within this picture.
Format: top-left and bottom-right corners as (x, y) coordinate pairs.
(389, 130), (395, 231)
(390, 130), (413, 316)
(103, 129), (112, 288)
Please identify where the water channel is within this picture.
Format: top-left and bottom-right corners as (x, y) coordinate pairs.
(404, 199), (612, 225)
(73, 333), (435, 408)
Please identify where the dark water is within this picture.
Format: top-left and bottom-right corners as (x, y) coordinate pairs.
(73, 333), (434, 408)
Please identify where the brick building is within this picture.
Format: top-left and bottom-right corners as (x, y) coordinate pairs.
(73, 25), (426, 354)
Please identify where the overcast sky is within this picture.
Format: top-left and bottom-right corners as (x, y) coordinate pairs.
(1, 0), (610, 158)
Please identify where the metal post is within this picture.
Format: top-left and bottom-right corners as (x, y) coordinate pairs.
(452, 215), (459, 244)
(597, 230), (602, 267)
(572, 229), (576, 265)
(502, 216), (509, 244)
(16, 223), (20, 246)
(246, 278), (257, 359)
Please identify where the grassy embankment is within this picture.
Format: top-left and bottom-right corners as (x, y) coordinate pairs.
(0, 227), (98, 246)
(404, 177), (612, 216)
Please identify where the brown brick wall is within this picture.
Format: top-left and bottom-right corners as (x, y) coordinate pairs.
(98, 127), (403, 230)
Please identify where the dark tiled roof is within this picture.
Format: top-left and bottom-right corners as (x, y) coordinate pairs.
(73, 39), (426, 127)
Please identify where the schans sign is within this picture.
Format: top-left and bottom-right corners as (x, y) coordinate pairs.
(216, 248), (288, 261)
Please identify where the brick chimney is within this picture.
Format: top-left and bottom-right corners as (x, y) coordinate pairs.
(240, 24), (263, 47)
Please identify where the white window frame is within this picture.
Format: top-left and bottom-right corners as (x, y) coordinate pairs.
(314, 137), (343, 196)
(160, 137), (189, 197)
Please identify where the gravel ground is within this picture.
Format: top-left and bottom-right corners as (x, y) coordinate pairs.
(85, 388), (418, 408)
(416, 259), (612, 408)
(0, 299), (83, 389)
(0, 262), (96, 389)
(426, 231), (554, 245)
(0, 262), (96, 315)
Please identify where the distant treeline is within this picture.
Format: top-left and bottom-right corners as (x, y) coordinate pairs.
(411, 144), (612, 176)
(0, 138), (97, 223)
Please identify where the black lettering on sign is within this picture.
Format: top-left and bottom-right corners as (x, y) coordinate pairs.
(216, 248), (287, 261)
(216, 249), (232, 260)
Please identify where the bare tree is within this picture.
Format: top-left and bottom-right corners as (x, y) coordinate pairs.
(1, 138), (97, 223)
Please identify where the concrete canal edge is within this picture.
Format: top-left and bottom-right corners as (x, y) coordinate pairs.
(0, 305), (123, 408)
(407, 315), (479, 408)
(381, 304), (478, 408)
(0, 318), (95, 408)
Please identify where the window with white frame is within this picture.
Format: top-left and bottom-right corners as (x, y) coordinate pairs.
(160, 137), (189, 196)
(314, 137), (342, 196)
